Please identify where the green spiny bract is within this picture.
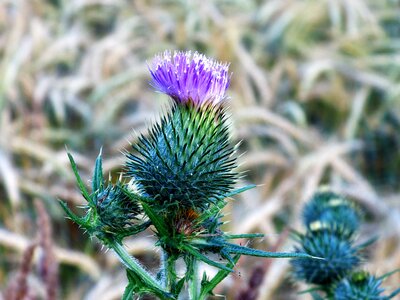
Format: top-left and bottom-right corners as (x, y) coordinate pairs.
(126, 102), (237, 212)
(302, 190), (360, 238)
(291, 230), (361, 285)
(334, 272), (397, 300)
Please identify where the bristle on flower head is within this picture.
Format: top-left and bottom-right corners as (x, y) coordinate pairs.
(148, 50), (230, 106)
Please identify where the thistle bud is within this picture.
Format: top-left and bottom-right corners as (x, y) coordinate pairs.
(61, 151), (147, 243)
(334, 272), (398, 300)
(291, 230), (361, 285)
(302, 190), (360, 238)
(96, 183), (142, 232)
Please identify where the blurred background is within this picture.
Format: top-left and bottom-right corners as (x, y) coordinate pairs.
(0, 0), (400, 299)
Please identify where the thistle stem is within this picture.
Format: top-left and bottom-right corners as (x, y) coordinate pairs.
(108, 239), (171, 298)
(188, 256), (199, 300)
(160, 250), (169, 289)
(166, 252), (178, 291)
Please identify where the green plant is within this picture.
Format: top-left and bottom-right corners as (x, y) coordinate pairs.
(61, 51), (312, 299)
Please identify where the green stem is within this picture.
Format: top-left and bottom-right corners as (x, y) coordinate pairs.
(108, 240), (172, 298)
(160, 250), (169, 289)
(187, 256), (199, 300)
(166, 252), (178, 290)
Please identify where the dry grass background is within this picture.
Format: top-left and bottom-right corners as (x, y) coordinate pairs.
(0, 0), (400, 299)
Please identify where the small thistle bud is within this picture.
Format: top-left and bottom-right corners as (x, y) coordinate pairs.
(334, 272), (397, 300)
(291, 230), (361, 285)
(61, 151), (148, 242)
(96, 183), (142, 232)
(148, 50), (230, 106)
(127, 52), (236, 212)
(302, 190), (360, 237)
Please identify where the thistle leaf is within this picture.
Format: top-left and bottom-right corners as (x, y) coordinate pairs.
(140, 202), (169, 237)
(92, 148), (104, 197)
(67, 151), (93, 206)
(224, 233), (264, 239)
(181, 245), (233, 272)
(199, 254), (241, 298)
(224, 242), (316, 259)
(121, 283), (135, 300)
(59, 201), (89, 228)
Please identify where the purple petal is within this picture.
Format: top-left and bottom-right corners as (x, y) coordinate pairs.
(148, 50), (230, 106)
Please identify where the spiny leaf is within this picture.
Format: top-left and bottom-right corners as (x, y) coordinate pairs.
(121, 283), (136, 300)
(199, 254), (241, 298)
(172, 277), (185, 297)
(224, 242), (318, 259)
(140, 202), (169, 237)
(66, 151), (93, 206)
(59, 201), (90, 229)
(181, 245), (233, 272)
(224, 233), (264, 239)
(92, 148), (104, 197)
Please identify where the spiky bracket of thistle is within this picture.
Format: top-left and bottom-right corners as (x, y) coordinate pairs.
(63, 51), (315, 300)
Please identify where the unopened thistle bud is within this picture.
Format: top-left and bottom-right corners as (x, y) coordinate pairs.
(127, 51), (236, 212)
(302, 190), (360, 238)
(334, 271), (400, 300)
(96, 183), (142, 232)
(61, 152), (146, 242)
(291, 230), (361, 285)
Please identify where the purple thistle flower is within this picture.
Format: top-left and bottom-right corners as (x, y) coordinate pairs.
(148, 50), (230, 106)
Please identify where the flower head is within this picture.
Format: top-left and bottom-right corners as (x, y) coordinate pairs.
(291, 230), (360, 285)
(302, 190), (360, 238)
(126, 104), (236, 211)
(148, 50), (230, 106)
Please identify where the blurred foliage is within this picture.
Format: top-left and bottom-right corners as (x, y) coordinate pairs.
(0, 0), (400, 299)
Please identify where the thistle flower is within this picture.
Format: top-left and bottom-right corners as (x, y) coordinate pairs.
(63, 51), (317, 299)
(127, 51), (236, 212)
(302, 190), (360, 238)
(291, 230), (361, 285)
(148, 50), (230, 106)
